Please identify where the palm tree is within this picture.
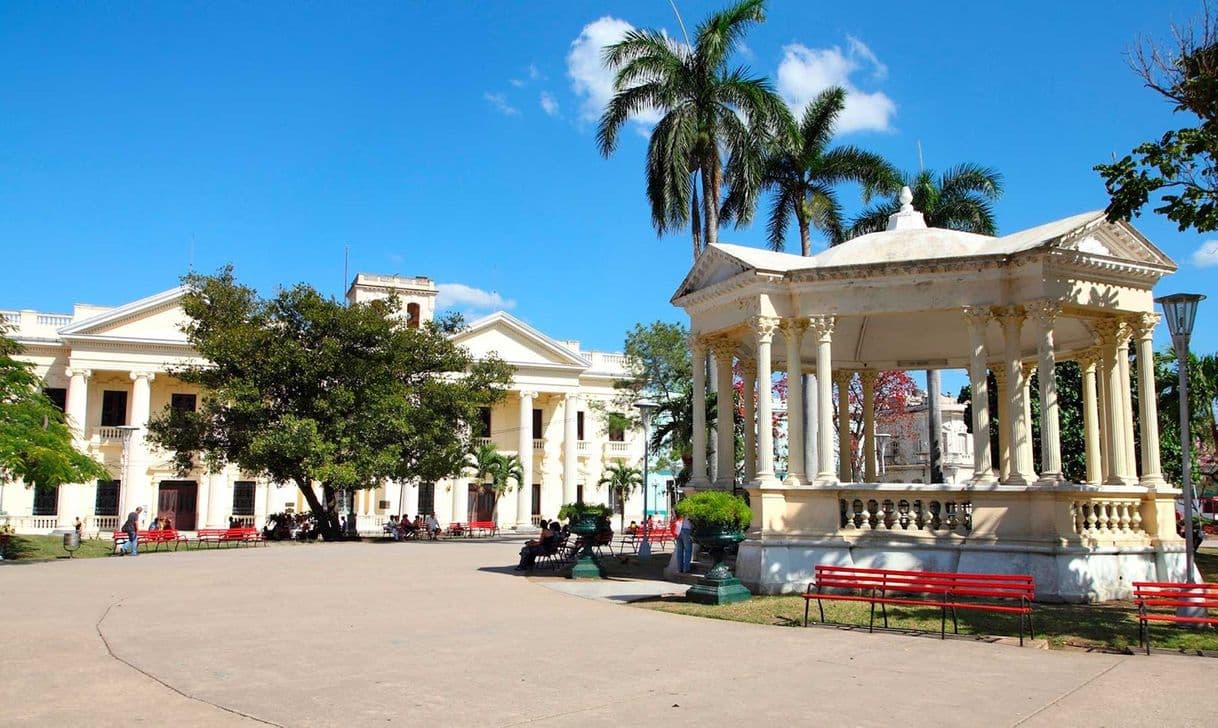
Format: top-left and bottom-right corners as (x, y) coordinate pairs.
(847, 164), (1004, 238)
(649, 389), (717, 487)
(487, 453), (524, 523)
(467, 441), (500, 487)
(598, 460), (644, 532)
(598, 0), (788, 259)
(726, 86), (900, 255)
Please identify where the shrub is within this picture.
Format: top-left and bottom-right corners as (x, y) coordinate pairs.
(675, 491), (751, 531)
(557, 502), (613, 522)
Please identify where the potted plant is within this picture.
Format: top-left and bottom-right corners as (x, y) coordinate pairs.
(557, 502), (612, 579)
(674, 490), (752, 605)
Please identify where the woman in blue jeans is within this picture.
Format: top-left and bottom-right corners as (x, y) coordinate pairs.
(675, 515), (693, 573)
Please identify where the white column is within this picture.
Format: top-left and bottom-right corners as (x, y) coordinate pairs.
(1133, 314), (1165, 486)
(861, 371), (877, 483)
(780, 319), (807, 485)
(65, 368), (91, 443)
(516, 390), (535, 528)
(126, 371), (156, 515)
(1095, 318), (1134, 485)
(690, 336), (709, 488)
(993, 366), (1010, 481)
(962, 308), (995, 483)
(740, 360), (757, 482)
(997, 307), (1033, 485)
(1096, 353), (1110, 481)
(711, 338), (736, 488)
(1021, 362), (1038, 479)
(206, 471), (225, 527)
(451, 480), (466, 523)
(562, 393), (579, 503)
(751, 317), (778, 483)
(1029, 301), (1063, 483)
(1079, 351), (1103, 485)
(835, 370), (853, 483)
(811, 316), (837, 484)
(1118, 324), (1137, 481)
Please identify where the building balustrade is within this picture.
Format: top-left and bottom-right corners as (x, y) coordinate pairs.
(839, 496), (973, 535)
(532, 438), (544, 451)
(96, 426), (126, 442)
(1071, 498), (1145, 541)
(475, 437), (492, 448)
(576, 441), (589, 453)
(603, 441), (631, 457)
(89, 515), (119, 531)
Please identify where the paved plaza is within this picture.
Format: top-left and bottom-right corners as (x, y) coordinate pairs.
(3, 539), (1217, 727)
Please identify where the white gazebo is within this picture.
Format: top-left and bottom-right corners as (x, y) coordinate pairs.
(671, 189), (1187, 601)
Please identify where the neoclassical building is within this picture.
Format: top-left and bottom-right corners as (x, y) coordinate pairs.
(1, 273), (646, 534)
(672, 189), (1184, 601)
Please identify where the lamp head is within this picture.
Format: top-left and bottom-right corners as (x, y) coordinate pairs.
(1155, 293), (1206, 338)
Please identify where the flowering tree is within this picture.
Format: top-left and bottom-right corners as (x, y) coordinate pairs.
(832, 371), (920, 480)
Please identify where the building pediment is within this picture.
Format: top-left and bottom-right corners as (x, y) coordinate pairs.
(451, 312), (589, 371)
(59, 287), (191, 345)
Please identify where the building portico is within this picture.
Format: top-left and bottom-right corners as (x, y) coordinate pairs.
(672, 190), (1185, 601)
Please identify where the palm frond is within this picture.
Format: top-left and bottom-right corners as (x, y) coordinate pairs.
(846, 201), (898, 239)
(938, 163), (1003, 200)
(693, 0), (766, 70)
(765, 183), (796, 251)
(797, 87), (846, 161)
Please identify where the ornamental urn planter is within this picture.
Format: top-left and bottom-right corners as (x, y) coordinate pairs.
(685, 526), (751, 605)
(567, 515), (606, 580)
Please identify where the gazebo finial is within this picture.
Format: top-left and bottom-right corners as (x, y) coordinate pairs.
(886, 185), (926, 231)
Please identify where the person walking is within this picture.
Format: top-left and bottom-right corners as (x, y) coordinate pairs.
(674, 513), (693, 574)
(121, 506), (142, 556)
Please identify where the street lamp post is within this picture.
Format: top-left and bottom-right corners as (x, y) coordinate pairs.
(1156, 293), (1206, 584)
(635, 398), (658, 561)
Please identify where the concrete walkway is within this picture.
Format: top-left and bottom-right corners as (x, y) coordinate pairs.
(2, 538), (1216, 727)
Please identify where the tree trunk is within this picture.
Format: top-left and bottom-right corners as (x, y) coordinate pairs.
(298, 479), (341, 540)
(322, 484), (344, 540)
(799, 218), (811, 257)
(703, 153), (720, 248)
(690, 171), (702, 260)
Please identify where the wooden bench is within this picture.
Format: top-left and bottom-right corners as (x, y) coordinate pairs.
(446, 522), (466, 538)
(197, 528), (250, 548)
(467, 520), (498, 537)
(803, 565), (1036, 645)
(617, 528), (673, 555)
(1133, 581), (1218, 654)
(111, 529), (189, 553)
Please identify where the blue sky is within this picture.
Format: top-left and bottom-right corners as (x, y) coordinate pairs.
(2, 1), (1214, 376)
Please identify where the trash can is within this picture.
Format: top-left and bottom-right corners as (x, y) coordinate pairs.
(63, 531), (81, 556)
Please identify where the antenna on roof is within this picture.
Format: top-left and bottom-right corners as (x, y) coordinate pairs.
(668, 0), (690, 45)
(343, 243), (350, 303)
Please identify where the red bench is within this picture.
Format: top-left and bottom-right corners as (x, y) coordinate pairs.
(803, 565), (1036, 645)
(1134, 581), (1218, 654)
(197, 528), (257, 548)
(111, 529), (189, 553)
(467, 520), (499, 537)
(618, 528), (672, 555)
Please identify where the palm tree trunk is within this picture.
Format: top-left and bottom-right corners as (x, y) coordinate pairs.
(799, 218), (811, 257)
(702, 152), (720, 248)
(690, 172), (702, 260)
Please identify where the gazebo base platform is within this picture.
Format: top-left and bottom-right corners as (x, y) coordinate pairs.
(736, 538), (1193, 603)
(686, 575), (752, 605)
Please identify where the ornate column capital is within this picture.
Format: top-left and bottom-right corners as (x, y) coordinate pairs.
(1090, 316), (1122, 345)
(807, 314), (835, 341)
(833, 369), (854, 387)
(749, 316), (780, 343)
(992, 366), (1008, 386)
(689, 333), (707, 354)
(738, 357), (757, 379)
(961, 305), (992, 332)
(1130, 312), (1161, 341)
(1026, 299), (1062, 326)
(130, 371), (156, 383)
(1076, 348), (1101, 369)
(992, 305), (1026, 327)
(859, 370), (877, 387)
(65, 367), (92, 379)
(517, 390), (536, 401)
(777, 317), (809, 337)
(706, 334), (738, 360)
(1021, 361), (1038, 379)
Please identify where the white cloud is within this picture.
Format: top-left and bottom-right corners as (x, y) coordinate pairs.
(436, 283), (516, 311)
(483, 92), (519, 116)
(1193, 240), (1218, 267)
(776, 36), (896, 133)
(540, 91), (559, 116)
(567, 16), (662, 127)
(528, 63), (543, 81)
(509, 78), (526, 88)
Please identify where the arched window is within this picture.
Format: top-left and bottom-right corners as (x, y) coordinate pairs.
(406, 302), (421, 329)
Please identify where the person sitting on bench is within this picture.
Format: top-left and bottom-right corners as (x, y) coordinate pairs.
(515, 520), (555, 571)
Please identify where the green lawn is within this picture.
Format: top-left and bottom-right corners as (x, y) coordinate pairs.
(2, 533), (121, 561)
(632, 551), (1218, 654)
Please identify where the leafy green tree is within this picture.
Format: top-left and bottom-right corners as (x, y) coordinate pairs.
(0, 328), (108, 492)
(598, 0), (788, 258)
(726, 86), (899, 254)
(848, 164), (1004, 238)
(467, 445), (524, 523)
(147, 268), (513, 539)
(1095, 7), (1218, 232)
(598, 459), (643, 532)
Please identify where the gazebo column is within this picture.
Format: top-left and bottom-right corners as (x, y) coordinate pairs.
(1030, 301), (1063, 483)
(993, 366), (1010, 481)
(810, 316), (837, 484)
(997, 306), (1033, 485)
(711, 338), (736, 489)
(860, 371), (877, 483)
(751, 318), (779, 483)
(1095, 318), (1135, 485)
(1021, 362), (1038, 480)
(740, 359), (757, 483)
(962, 307), (995, 483)
(1117, 322), (1138, 481)
(1096, 355), (1110, 481)
(1133, 314), (1165, 487)
(780, 319), (807, 485)
(690, 336), (709, 488)
(1079, 350), (1103, 485)
(835, 370), (853, 483)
